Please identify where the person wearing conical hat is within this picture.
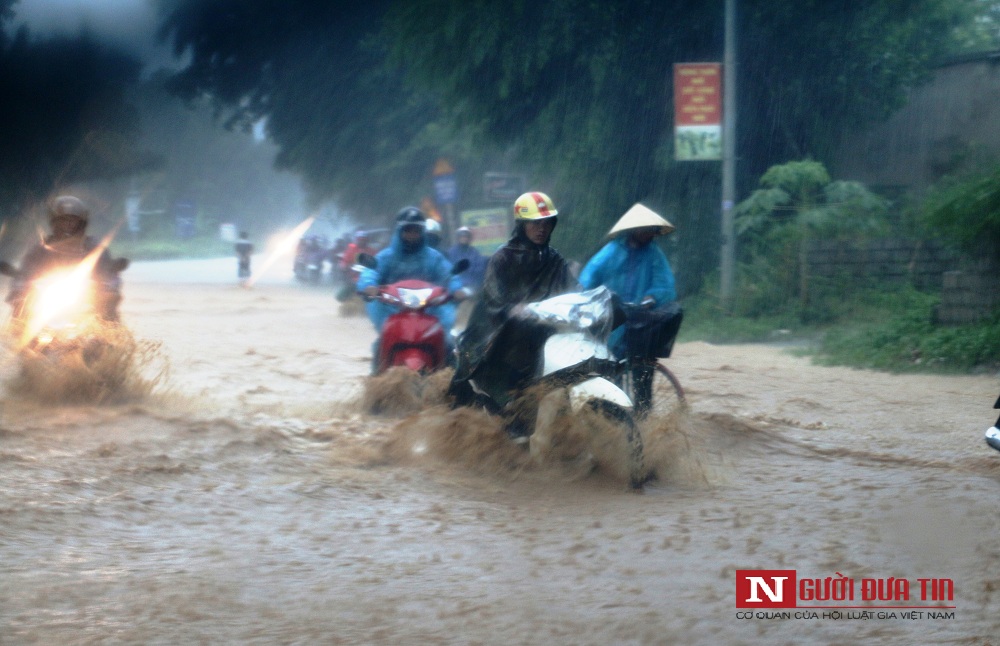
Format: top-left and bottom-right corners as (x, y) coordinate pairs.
(579, 203), (683, 415)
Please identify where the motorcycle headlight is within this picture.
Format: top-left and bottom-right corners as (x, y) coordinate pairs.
(397, 287), (433, 308)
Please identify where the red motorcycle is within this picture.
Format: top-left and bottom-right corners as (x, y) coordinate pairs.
(360, 256), (469, 375)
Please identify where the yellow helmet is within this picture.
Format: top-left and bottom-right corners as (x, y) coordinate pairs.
(513, 192), (558, 221)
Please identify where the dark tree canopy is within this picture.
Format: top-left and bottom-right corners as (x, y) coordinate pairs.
(0, 4), (157, 221)
(157, 0), (983, 285)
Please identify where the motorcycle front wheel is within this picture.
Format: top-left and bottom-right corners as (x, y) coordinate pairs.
(586, 398), (649, 491)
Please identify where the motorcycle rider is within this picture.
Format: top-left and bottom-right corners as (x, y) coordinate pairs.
(424, 218), (443, 250)
(337, 230), (376, 300)
(986, 394), (1000, 452)
(446, 226), (487, 291)
(578, 203), (683, 414)
(357, 207), (468, 371)
(5, 195), (126, 322)
(448, 191), (577, 413)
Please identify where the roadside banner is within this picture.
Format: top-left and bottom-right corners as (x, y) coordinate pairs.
(460, 207), (508, 254)
(674, 62), (722, 161)
(483, 172), (525, 203)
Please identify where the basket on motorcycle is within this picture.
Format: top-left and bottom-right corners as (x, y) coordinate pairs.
(618, 302), (683, 360)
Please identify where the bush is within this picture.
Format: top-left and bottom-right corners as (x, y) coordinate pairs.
(923, 166), (1000, 261)
(113, 235), (234, 261)
(682, 282), (1000, 374)
(815, 289), (1000, 373)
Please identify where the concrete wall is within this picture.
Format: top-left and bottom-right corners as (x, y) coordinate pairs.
(808, 238), (956, 290)
(939, 261), (1000, 325)
(806, 238), (999, 324)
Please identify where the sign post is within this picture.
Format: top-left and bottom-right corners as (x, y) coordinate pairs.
(674, 39), (736, 310)
(483, 172), (525, 203)
(673, 62), (722, 161)
(432, 158), (459, 239)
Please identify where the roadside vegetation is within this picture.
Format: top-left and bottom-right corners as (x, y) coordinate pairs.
(677, 160), (1000, 375)
(113, 235), (233, 261)
(681, 285), (1000, 374)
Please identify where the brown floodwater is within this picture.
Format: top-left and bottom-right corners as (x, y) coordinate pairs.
(1, 260), (998, 644)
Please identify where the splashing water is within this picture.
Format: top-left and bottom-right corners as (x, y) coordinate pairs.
(10, 324), (169, 404)
(245, 216), (315, 287)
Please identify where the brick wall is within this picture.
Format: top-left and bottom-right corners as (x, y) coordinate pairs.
(939, 260), (1000, 324)
(807, 238), (957, 290)
(806, 238), (999, 323)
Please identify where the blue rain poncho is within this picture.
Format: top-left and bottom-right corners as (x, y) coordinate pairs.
(578, 236), (676, 306)
(357, 223), (462, 333)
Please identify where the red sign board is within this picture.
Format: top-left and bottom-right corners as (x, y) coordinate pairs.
(674, 63), (722, 160)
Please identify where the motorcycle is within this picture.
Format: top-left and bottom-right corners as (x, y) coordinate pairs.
(293, 235), (328, 284)
(359, 255), (469, 375)
(461, 287), (651, 490)
(1, 256), (128, 365)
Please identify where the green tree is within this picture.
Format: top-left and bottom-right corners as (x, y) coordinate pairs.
(157, 0), (505, 228)
(734, 160), (887, 312)
(130, 73), (305, 236)
(156, 0), (984, 276)
(922, 164), (1000, 261)
(384, 0), (975, 265)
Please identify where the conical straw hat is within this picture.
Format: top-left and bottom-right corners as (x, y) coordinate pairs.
(607, 203), (675, 237)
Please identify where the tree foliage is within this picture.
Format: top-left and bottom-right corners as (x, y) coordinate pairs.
(734, 160), (887, 313)
(922, 164), (1000, 260)
(130, 74), (305, 236)
(157, 0), (985, 279)
(0, 7), (157, 222)
(384, 0), (976, 271)
(157, 0), (502, 226)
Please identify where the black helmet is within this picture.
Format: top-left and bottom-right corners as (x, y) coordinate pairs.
(395, 206), (426, 228)
(49, 195), (89, 225)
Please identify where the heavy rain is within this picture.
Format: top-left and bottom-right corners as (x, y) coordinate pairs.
(1, 1), (999, 644)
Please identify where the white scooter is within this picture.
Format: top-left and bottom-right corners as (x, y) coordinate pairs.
(466, 287), (648, 489)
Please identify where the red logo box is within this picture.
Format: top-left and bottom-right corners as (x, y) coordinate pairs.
(736, 570), (797, 608)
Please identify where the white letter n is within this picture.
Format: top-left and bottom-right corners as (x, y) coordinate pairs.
(746, 576), (786, 603)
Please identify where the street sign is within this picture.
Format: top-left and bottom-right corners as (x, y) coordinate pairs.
(433, 173), (458, 205)
(674, 62), (722, 161)
(483, 172), (525, 203)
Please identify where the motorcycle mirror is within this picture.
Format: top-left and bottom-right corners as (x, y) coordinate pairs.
(451, 259), (470, 275)
(112, 257), (130, 273)
(0, 260), (19, 278)
(356, 253), (378, 270)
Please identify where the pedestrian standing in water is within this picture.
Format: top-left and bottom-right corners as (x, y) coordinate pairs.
(235, 231), (254, 280)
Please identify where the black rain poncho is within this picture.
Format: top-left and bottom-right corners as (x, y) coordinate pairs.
(450, 222), (577, 404)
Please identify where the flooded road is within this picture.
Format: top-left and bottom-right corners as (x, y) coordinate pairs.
(1, 258), (999, 644)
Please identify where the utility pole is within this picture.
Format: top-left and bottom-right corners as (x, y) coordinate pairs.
(720, 0), (737, 309)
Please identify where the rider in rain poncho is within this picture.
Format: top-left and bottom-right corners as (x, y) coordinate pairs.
(578, 203), (683, 414)
(448, 191), (577, 408)
(357, 207), (465, 368)
(6, 195), (127, 322)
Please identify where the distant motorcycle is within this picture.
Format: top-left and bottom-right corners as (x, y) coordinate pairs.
(294, 235), (328, 284)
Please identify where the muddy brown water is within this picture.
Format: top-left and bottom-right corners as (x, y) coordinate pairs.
(1, 270), (998, 644)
